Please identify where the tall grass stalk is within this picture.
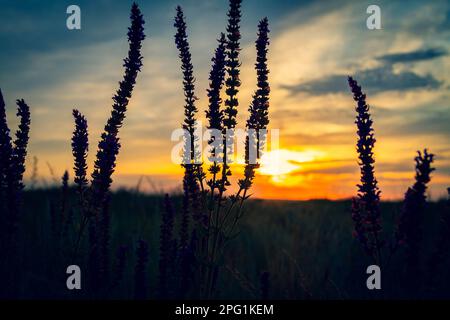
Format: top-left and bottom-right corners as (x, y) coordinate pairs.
(348, 76), (383, 265)
(0, 90), (30, 298)
(173, 0), (270, 298)
(69, 3), (145, 294)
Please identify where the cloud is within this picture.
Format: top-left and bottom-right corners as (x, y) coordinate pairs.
(281, 65), (442, 95)
(377, 47), (448, 64)
(381, 105), (450, 137)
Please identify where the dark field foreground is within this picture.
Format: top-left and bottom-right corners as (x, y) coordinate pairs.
(13, 189), (450, 299)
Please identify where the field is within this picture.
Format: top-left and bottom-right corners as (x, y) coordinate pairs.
(16, 188), (449, 299)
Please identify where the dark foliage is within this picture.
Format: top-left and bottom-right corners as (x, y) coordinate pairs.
(348, 76), (383, 264)
(134, 239), (149, 300)
(221, 0), (242, 190)
(158, 194), (176, 298)
(71, 109), (88, 196)
(90, 2), (145, 210)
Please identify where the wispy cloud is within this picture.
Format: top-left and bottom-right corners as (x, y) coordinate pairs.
(377, 47), (447, 64)
(281, 65), (442, 95)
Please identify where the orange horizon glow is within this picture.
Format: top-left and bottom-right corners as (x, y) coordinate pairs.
(37, 145), (445, 202)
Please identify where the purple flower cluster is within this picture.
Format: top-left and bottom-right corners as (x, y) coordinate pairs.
(90, 2), (145, 209)
(394, 150), (434, 257)
(174, 6), (199, 164)
(71, 109), (88, 196)
(0, 89), (30, 247)
(172, 0), (271, 299)
(239, 17), (270, 191)
(223, 0), (242, 131)
(69, 3), (145, 294)
(221, 0), (242, 191)
(206, 34), (227, 192)
(348, 76), (383, 262)
(0, 90), (30, 298)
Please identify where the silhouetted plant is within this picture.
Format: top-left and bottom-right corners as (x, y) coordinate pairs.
(0, 89), (30, 298)
(0, 89), (13, 203)
(158, 194), (176, 298)
(428, 188), (450, 292)
(177, 173), (197, 298)
(220, 0), (242, 193)
(90, 2), (145, 212)
(246, 17), (270, 156)
(348, 76), (383, 265)
(173, 0), (270, 298)
(68, 3), (145, 296)
(60, 170), (72, 241)
(60, 170), (69, 226)
(351, 197), (371, 255)
(11, 99), (31, 191)
(206, 33), (227, 196)
(394, 150), (434, 254)
(134, 239), (149, 300)
(174, 6), (199, 165)
(347, 78), (450, 298)
(238, 16), (270, 205)
(392, 150), (434, 293)
(88, 216), (100, 292)
(179, 172), (191, 249)
(0, 93), (31, 239)
(179, 229), (198, 298)
(111, 245), (128, 290)
(72, 109), (88, 197)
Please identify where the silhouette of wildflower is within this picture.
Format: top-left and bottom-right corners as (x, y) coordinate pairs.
(11, 99), (30, 191)
(351, 197), (371, 255)
(223, 0), (242, 130)
(220, 0), (242, 190)
(0, 90), (30, 247)
(71, 109), (88, 196)
(239, 17), (270, 192)
(60, 170), (69, 231)
(174, 6), (199, 164)
(394, 150), (434, 256)
(174, 6), (205, 230)
(0, 88), (12, 199)
(348, 76), (383, 263)
(206, 33), (227, 190)
(91, 2), (145, 208)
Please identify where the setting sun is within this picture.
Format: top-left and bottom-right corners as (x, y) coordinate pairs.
(258, 149), (323, 185)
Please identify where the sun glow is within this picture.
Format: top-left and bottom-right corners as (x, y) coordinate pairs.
(258, 149), (323, 185)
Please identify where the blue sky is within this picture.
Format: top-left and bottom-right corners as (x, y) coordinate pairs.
(0, 0), (449, 199)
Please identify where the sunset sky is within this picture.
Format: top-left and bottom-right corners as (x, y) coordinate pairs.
(0, 0), (449, 200)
